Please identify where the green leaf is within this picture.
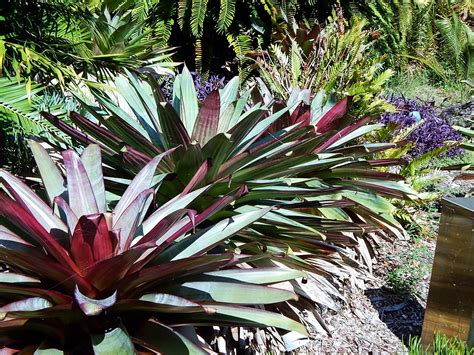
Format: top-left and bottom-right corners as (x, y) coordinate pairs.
(216, 0), (236, 33)
(219, 76), (239, 117)
(343, 190), (395, 214)
(203, 305), (307, 335)
(171, 207), (271, 260)
(0, 272), (40, 284)
(454, 125), (474, 137)
(92, 326), (135, 355)
(173, 281), (298, 304)
(0, 297), (53, 320)
(132, 321), (206, 354)
(234, 107), (290, 154)
(27, 140), (65, 205)
(139, 293), (200, 307)
(178, 66), (199, 134)
(34, 347), (63, 355)
(81, 145), (106, 213)
(326, 124), (384, 150)
(204, 268), (305, 284)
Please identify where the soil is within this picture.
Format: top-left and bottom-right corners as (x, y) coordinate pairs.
(301, 236), (436, 354)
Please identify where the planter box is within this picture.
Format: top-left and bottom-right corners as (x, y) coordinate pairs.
(421, 197), (474, 347)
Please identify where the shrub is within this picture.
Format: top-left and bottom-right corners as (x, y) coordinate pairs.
(254, 17), (393, 116)
(381, 97), (463, 157)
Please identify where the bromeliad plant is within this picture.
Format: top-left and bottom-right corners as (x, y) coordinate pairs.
(41, 68), (416, 313)
(0, 141), (306, 353)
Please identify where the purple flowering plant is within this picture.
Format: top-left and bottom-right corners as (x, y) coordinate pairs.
(381, 97), (462, 157)
(161, 72), (226, 102)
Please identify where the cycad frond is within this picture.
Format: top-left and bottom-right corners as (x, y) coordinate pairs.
(0, 77), (71, 143)
(435, 13), (469, 76)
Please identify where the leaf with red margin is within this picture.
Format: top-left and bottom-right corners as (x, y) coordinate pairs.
(181, 160), (209, 194)
(0, 247), (83, 291)
(0, 194), (85, 280)
(317, 168), (403, 180)
(0, 284), (71, 304)
(157, 102), (192, 150)
(120, 145), (153, 171)
(114, 149), (175, 226)
(113, 189), (154, 252)
(41, 112), (114, 154)
(0, 169), (67, 234)
(81, 145), (107, 213)
(112, 295), (204, 314)
(69, 112), (124, 151)
(134, 209), (189, 249)
(101, 115), (164, 157)
(313, 117), (370, 153)
(314, 97), (352, 134)
(151, 185), (247, 251)
(62, 150), (99, 218)
(119, 253), (260, 297)
(54, 196), (78, 233)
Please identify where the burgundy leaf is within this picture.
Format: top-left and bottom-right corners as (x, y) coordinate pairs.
(86, 249), (143, 291)
(71, 215), (116, 270)
(192, 90), (220, 145)
(181, 160), (209, 195)
(120, 145), (153, 171)
(0, 194), (84, 279)
(70, 112), (123, 151)
(314, 117), (370, 153)
(41, 112), (114, 154)
(315, 97), (352, 133)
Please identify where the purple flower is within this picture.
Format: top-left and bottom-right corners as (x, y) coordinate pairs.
(160, 72), (226, 102)
(381, 97), (462, 157)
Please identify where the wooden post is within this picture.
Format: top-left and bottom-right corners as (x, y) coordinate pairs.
(421, 198), (474, 346)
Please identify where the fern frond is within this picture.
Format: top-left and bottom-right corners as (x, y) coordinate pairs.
(177, 0), (189, 29)
(290, 39), (302, 86)
(216, 0), (236, 33)
(190, 0), (209, 37)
